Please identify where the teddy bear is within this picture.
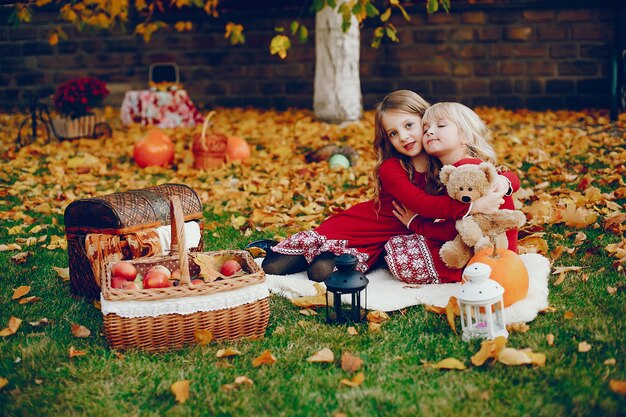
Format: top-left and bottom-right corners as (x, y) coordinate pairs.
(438, 162), (526, 269)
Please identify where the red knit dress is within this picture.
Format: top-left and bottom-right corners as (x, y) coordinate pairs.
(384, 157), (521, 284)
(271, 158), (472, 275)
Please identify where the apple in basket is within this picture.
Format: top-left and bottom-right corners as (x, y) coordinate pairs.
(220, 259), (243, 277)
(111, 277), (131, 289)
(111, 261), (138, 281)
(143, 269), (172, 289)
(146, 265), (172, 280)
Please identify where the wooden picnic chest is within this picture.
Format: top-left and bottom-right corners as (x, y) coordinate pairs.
(64, 183), (204, 299)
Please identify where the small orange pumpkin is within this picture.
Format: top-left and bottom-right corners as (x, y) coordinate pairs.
(467, 248), (528, 307)
(133, 129), (175, 168)
(226, 136), (251, 162)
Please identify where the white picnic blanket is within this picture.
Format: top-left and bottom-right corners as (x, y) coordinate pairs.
(260, 253), (550, 324)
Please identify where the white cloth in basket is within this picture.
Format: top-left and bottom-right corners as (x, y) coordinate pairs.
(101, 283), (269, 318)
(155, 221), (202, 255)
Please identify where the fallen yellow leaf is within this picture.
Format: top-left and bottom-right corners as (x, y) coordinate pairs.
(216, 348), (241, 358)
(0, 378), (7, 390)
(246, 247), (266, 258)
(171, 380), (190, 404)
(347, 326), (358, 336)
(564, 311), (575, 319)
(496, 348), (532, 366)
(518, 235), (549, 254)
(424, 304), (447, 314)
(604, 358), (616, 366)
(18, 296), (41, 305)
(194, 329), (214, 346)
(52, 267), (70, 281)
(292, 294), (327, 308)
(546, 333), (555, 346)
(234, 376), (253, 386)
(0, 316), (23, 337)
(552, 266), (583, 275)
(506, 322), (530, 333)
(0, 244), (21, 251)
(11, 285), (31, 300)
(522, 349), (547, 366)
(609, 380), (626, 395)
(71, 324), (91, 338)
(306, 348), (334, 363)
(366, 310), (390, 324)
(578, 341), (592, 352)
(368, 322), (381, 333)
(340, 372), (365, 387)
(252, 350), (276, 367)
(69, 346), (87, 358)
(341, 352), (363, 372)
(431, 358), (466, 370)
(446, 296), (458, 334)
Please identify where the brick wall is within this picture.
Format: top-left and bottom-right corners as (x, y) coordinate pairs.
(0, 2), (622, 112)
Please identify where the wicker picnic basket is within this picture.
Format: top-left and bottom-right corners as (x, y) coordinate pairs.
(64, 184), (204, 299)
(192, 111), (227, 169)
(101, 196), (270, 352)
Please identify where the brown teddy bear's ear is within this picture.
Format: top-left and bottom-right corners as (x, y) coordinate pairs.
(439, 165), (455, 185)
(479, 162), (498, 184)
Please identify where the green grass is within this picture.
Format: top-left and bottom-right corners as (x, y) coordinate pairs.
(1, 218), (624, 417)
(1, 108), (625, 416)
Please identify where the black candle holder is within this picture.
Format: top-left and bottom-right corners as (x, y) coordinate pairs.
(324, 254), (369, 323)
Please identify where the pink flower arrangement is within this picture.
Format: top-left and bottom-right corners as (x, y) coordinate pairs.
(54, 77), (109, 119)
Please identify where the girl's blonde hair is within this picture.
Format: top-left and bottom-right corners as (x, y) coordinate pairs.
(423, 102), (497, 194)
(372, 90), (432, 202)
(423, 102), (497, 163)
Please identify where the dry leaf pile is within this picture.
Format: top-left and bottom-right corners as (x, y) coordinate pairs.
(1, 108), (623, 271)
(0, 107), (624, 401)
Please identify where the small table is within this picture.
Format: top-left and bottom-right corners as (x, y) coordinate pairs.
(120, 89), (204, 128)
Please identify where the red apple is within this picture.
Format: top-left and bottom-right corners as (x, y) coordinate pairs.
(220, 259), (242, 277)
(111, 261), (138, 281)
(125, 282), (138, 290)
(143, 270), (171, 289)
(171, 269), (181, 280)
(146, 265), (171, 280)
(111, 276), (129, 289)
(191, 279), (204, 285)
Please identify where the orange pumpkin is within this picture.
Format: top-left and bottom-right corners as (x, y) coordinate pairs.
(226, 136), (251, 162)
(467, 248), (528, 307)
(133, 129), (175, 168)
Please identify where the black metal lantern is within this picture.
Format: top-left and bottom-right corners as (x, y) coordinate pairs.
(324, 254), (369, 323)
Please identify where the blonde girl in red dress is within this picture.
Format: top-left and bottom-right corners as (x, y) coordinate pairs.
(387, 101), (520, 284)
(262, 91), (509, 282)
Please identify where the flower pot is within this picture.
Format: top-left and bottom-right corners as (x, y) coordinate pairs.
(52, 113), (104, 139)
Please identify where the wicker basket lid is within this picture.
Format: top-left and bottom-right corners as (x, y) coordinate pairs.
(64, 183), (202, 233)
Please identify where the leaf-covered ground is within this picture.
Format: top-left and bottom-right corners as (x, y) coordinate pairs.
(0, 107), (625, 416)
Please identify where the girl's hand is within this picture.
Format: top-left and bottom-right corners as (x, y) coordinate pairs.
(392, 200), (418, 228)
(490, 175), (511, 197)
(470, 191), (505, 215)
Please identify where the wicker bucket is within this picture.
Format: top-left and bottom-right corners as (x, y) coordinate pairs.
(192, 111), (227, 169)
(101, 196), (270, 352)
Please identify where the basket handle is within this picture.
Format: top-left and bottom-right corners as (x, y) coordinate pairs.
(199, 111), (216, 150)
(169, 196), (192, 286)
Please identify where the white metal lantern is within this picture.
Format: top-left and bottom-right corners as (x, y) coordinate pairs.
(457, 262), (509, 342)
